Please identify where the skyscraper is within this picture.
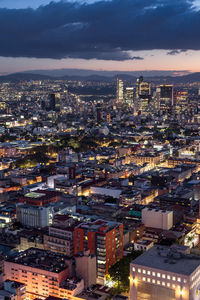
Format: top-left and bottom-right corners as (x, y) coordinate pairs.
(125, 87), (134, 106)
(49, 93), (61, 111)
(116, 78), (124, 103)
(136, 76), (151, 114)
(158, 85), (174, 115)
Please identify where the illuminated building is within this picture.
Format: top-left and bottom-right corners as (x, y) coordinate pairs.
(4, 248), (84, 299)
(49, 93), (61, 112)
(136, 76), (151, 114)
(44, 225), (74, 256)
(174, 91), (188, 114)
(130, 245), (200, 300)
(19, 190), (60, 207)
(125, 87), (134, 106)
(142, 208), (173, 230)
(158, 85), (173, 115)
(74, 219), (123, 284)
(0, 102), (6, 111)
(107, 113), (111, 123)
(116, 79), (124, 103)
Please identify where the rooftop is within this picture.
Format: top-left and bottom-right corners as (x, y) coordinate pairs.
(6, 248), (70, 273)
(132, 245), (200, 275)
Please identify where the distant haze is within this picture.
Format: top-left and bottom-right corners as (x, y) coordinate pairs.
(22, 69), (190, 78)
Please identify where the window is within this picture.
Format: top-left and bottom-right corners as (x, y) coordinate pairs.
(147, 271), (151, 275)
(183, 279), (187, 283)
(142, 277), (146, 281)
(152, 279), (155, 284)
(157, 280), (160, 285)
(138, 269), (141, 273)
(143, 270), (146, 274)
(162, 282), (165, 286)
(172, 284), (176, 288)
(177, 277), (181, 282)
(152, 272), (155, 276)
(167, 275), (171, 280)
(132, 267), (135, 272)
(157, 273), (161, 277)
(172, 276), (176, 281)
(162, 274), (166, 279)
(167, 283), (170, 287)
(147, 278), (150, 283)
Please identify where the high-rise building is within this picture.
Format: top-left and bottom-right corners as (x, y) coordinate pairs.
(174, 91), (188, 114)
(49, 93), (61, 111)
(130, 245), (200, 300)
(158, 85), (173, 114)
(125, 87), (134, 106)
(116, 78), (124, 102)
(74, 219), (123, 284)
(136, 76), (151, 114)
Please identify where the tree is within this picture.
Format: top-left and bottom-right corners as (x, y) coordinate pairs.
(108, 251), (142, 293)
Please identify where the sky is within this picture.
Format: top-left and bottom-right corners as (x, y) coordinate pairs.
(1, 0), (200, 74)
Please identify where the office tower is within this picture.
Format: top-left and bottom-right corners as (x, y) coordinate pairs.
(130, 245), (200, 300)
(125, 87), (134, 106)
(49, 93), (61, 111)
(174, 91), (188, 114)
(136, 76), (151, 114)
(74, 219), (123, 284)
(158, 85), (173, 115)
(4, 248), (84, 299)
(116, 78), (124, 102)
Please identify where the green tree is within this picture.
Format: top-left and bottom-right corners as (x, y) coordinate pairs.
(108, 251), (142, 293)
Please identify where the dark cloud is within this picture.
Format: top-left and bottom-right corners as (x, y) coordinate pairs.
(0, 0), (200, 60)
(167, 49), (187, 55)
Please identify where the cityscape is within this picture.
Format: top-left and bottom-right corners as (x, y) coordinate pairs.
(1, 0), (200, 300)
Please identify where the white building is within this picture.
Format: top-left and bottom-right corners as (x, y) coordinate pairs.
(142, 208), (173, 230)
(16, 204), (50, 228)
(130, 245), (200, 300)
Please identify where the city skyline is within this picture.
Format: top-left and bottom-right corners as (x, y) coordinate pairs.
(1, 0), (200, 73)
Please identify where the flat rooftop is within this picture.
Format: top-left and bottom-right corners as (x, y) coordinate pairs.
(132, 245), (200, 276)
(6, 248), (70, 273)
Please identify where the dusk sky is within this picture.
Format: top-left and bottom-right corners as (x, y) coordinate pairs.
(1, 0), (200, 74)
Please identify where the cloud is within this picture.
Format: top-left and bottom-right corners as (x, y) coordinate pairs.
(0, 0), (200, 60)
(167, 49), (187, 55)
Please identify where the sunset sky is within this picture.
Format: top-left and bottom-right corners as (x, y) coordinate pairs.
(1, 0), (200, 74)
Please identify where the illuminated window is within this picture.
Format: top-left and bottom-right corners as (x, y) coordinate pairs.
(142, 277), (146, 281)
(157, 273), (161, 277)
(183, 279), (187, 283)
(162, 274), (166, 279)
(157, 281), (160, 285)
(172, 284), (176, 288)
(143, 270), (146, 274)
(162, 282), (165, 286)
(132, 267), (135, 272)
(138, 269), (141, 273)
(152, 272), (155, 276)
(147, 278), (151, 283)
(167, 283), (170, 287)
(147, 271), (151, 275)
(178, 278), (181, 282)
(152, 279), (155, 284)
(172, 276), (176, 281)
(167, 275), (171, 280)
